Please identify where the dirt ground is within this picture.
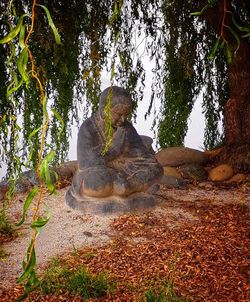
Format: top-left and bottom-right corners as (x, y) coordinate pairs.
(0, 181), (249, 301)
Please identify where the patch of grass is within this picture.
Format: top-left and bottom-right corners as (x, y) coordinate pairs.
(0, 209), (14, 235)
(40, 258), (70, 294)
(84, 250), (96, 260)
(40, 258), (116, 299)
(0, 248), (9, 261)
(144, 279), (189, 302)
(67, 267), (115, 299)
(143, 252), (189, 302)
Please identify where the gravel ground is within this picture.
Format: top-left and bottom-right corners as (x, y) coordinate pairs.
(0, 187), (116, 291)
(0, 182), (249, 293)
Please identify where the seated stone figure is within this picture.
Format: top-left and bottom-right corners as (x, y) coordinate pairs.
(65, 86), (163, 214)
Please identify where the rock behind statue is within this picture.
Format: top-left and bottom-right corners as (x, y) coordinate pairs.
(65, 86), (163, 215)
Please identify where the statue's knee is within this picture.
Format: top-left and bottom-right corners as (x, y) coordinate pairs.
(80, 169), (114, 198)
(82, 182), (113, 197)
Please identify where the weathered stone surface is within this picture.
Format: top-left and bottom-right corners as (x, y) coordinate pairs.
(65, 188), (156, 215)
(163, 166), (182, 179)
(155, 147), (209, 167)
(227, 173), (247, 183)
(53, 160), (77, 179)
(66, 86), (163, 214)
(179, 163), (208, 181)
(209, 164), (234, 181)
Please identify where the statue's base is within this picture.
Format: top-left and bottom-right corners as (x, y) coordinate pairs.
(65, 187), (155, 215)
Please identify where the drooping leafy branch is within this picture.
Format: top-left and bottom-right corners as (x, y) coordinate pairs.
(0, 1), (63, 299)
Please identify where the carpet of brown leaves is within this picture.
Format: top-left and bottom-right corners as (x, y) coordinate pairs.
(1, 184), (249, 302)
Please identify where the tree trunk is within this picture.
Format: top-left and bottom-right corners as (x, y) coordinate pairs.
(200, 0), (250, 171)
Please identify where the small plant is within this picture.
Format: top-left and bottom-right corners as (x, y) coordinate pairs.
(40, 258), (70, 294)
(0, 248), (9, 261)
(144, 280), (188, 302)
(0, 209), (14, 235)
(40, 259), (115, 300)
(144, 252), (189, 302)
(67, 267), (115, 299)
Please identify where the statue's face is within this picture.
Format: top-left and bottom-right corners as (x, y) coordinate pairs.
(110, 104), (131, 128)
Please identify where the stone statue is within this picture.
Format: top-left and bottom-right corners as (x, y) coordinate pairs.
(65, 86), (163, 214)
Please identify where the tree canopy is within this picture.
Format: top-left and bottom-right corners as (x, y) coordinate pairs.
(0, 0), (250, 176)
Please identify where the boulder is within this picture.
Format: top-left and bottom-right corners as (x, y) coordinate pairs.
(209, 164), (234, 181)
(163, 166), (182, 179)
(179, 163), (208, 181)
(227, 173), (246, 183)
(155, 147), (209, 167)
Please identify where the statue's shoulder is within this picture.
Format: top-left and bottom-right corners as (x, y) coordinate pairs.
(79, 115), (96, 132)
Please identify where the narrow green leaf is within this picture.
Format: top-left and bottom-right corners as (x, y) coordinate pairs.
(19, 24), (26, 49)
(42, 93), (48, 126)
(190, 11), (202, 16)
(18, 241), (36, 283)
(226, 44), (233, 64)
(16, 186), (38, 226)
(40, 150), (56, 193)
(44, 149), (55, 163)
(228, 27), (240, 55)
(51, 108), (64, 135)
(17, 48), (30, 84)
(115, 31), (120, 45)
(36, 5), (62, 45)
(0, 14), (28, 44)
(28, 127), (41, 141)
(232, 14), (250, 33)
(242, 32), (250, 38)
(31, 215), (50, 228)
(7, 79), (24, 98)
(190, 4), (209, 16)
(208, 37), (221, 60)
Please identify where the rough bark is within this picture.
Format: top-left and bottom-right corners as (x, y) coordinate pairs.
(200, 0), (250, 170)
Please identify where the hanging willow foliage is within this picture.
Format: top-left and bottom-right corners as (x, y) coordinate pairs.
(158, 0), (229, 149)
(0, 0), (250, 178)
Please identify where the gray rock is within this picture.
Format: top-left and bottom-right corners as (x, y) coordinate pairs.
(156, 147), (209, 167)
(159, 175), (186, 188)
(179, 163), (208, 181)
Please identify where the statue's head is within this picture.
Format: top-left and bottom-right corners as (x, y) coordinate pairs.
(99, 86), (132, 128)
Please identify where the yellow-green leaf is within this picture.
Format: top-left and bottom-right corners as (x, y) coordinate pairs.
(17, 48), (30, 85)
(36, 4), (62, 45)
(16, 186), (38, 226)
(0, 14), (28, 44)
(19, 24), (26, 49)
(51, 108), (64, 136)
(18, 241), (36, 283)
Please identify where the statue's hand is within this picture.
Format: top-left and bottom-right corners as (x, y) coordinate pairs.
(113, 125), (126, 141)
(107, 126), (127, 157)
